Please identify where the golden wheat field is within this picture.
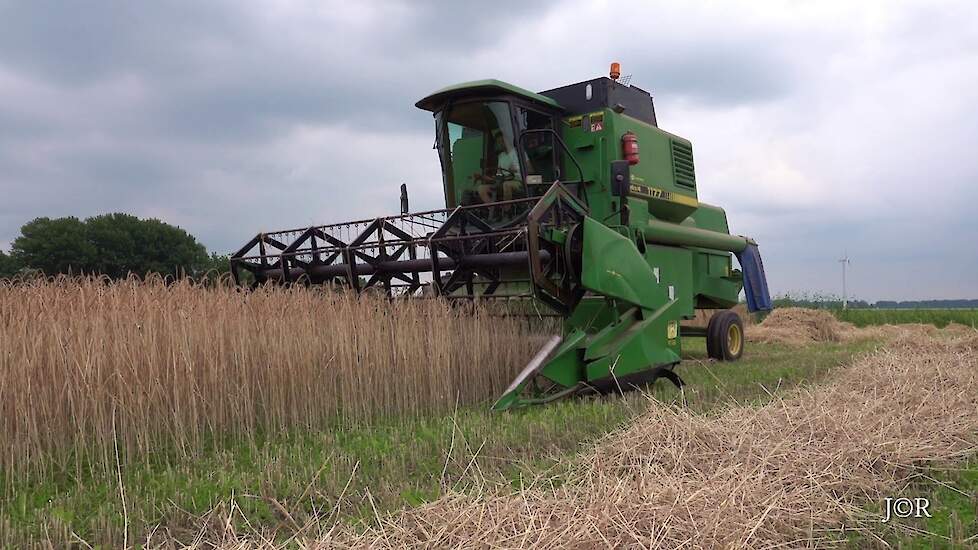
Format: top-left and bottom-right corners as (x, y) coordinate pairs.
(0, 277), (542, 483)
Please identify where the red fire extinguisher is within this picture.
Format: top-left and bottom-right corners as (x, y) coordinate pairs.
(622, 132), (639, 165)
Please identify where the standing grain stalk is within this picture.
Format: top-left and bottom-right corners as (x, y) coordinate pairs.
(0, 276), (539, 483)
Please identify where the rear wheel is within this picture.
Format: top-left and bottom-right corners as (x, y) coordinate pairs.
(706, 310), (744, 361)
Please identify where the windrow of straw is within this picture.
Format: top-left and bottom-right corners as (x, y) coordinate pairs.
(295, 329), (978, 548)
(746, 306), (967, 347)
(0, 277), (542, 483)
(746, 306), (856, 344)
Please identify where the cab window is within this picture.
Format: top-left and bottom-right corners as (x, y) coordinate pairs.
(439, 101), (523, 208)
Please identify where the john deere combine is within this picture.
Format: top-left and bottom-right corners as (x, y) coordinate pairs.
(231, 64), (771, 410)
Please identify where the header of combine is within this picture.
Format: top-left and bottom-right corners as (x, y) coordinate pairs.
(231, 63), (772, 409)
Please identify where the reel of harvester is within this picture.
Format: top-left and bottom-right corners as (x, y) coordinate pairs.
(230, 183), (588, 311)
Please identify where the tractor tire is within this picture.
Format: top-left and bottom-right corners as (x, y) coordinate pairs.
(706, 310), (744, 361)
(706, 314), (722, 359)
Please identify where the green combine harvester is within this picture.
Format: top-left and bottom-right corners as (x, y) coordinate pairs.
(231, 64), (772, 410)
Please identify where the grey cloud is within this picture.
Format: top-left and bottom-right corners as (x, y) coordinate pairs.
(0, 0), (975, 302)
(0, 1), (496, 154)
(0, 2), (251, 85)
(629, 43), (797, 106)
(375, 0), (559, 53)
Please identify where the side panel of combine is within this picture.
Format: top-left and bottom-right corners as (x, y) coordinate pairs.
(555, 105), (745, 322)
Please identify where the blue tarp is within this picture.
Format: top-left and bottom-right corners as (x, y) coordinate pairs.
(736, 243), (772, 312)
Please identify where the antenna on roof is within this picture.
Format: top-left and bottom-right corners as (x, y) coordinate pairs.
(619, 74), (633, 86)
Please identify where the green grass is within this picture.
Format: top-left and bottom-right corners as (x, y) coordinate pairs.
(848, 459), (978, 549)
(832, 308), (978, 328)
(1, 338), (879, 548)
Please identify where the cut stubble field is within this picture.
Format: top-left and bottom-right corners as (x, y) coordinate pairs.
(2, 277), (977, 548)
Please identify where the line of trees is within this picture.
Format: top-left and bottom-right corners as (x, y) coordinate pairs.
(0, 214), (229, 280)
(874, 299), (978, 309)
(773, 292), (978, 310)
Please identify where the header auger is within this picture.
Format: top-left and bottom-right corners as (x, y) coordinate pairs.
(231, 64), (772, 410)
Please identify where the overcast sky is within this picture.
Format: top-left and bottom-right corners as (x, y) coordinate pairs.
(1, 0), (976, 301)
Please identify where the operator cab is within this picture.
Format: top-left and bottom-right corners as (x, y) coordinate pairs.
(417, 80), (565, 220)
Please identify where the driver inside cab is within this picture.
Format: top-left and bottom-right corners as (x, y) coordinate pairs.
(472, 131), (524, 204)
